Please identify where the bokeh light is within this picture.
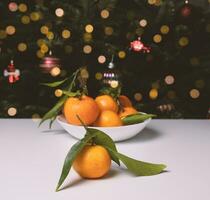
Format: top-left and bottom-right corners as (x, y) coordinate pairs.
(165, 75), (175, 85)
(190, 89), (200, 99)
(19, 3), (28, 12)
(55, 89), (63, 97)
(6, 25), (16, 35)
(40, 26), (49, 35)
(118, 51), (126, 59)
(62, 29), (71, 39)
(134, 93), (143, 101)
(40, 44), (49, 53)
(83, 33), (92, 42)
(98, 55), (106, 64)
(8, 2), (18, 12)
(0, 30), (7, 39)
(160, 25), (170, 34)
(46, 32), (54, 40)
(104, 26), (114, 35)
(101, 9), (110, 19)
(95, 72), (103, 80)
(83, 45), (92, 54)
(153, 34), (162, 43)
(51, 67), (61, 77)
(17, 43), (27, 52)
(139, 19), (147, 27)
(179, 36), (189, 47)
(149, 89), (158, 99)
(55, 8), (64, 17)
(30, 12), (41, 21)
(85, 24), (94, 33)
(110, 80), (119, 88)
(21, 15), (30, 24)
(8, 107), (17, 116)
(36, 50), (45, 58)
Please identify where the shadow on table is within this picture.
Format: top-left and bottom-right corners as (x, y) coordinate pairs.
(61, 169), (120, 190)
(121, 127), (162, 144)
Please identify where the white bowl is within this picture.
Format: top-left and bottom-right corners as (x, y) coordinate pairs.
(56, 114), (151, 142)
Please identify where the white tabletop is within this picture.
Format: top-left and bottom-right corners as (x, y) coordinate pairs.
(0, 119), (210, 200)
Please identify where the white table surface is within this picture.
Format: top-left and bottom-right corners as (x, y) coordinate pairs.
(0, 119), (210, 200)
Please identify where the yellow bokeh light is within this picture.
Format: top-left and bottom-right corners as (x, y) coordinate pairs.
(101, 9), (110, 19)
(8, 107), (17, 116)
(118, 51), (126, 59)
(160, 25), (170, 34)
(21, 15), (30, 24)
(110, 80), (119, 88)
(179, 37), (189, 47)
(149, 89), (158, 99)
(85, 24), (94, 33)
(0, 30), (7, 39)
(83, 33), (92, 42)
(18, 43), (27, 52)
(40, 26), (49, 35)
(104, 26), (113, 35)
(55, 89), (63, 97)
(98, 55), (106, 64)
(139, 19), (147, 27)
(40, 44), (49, 53)
(37, 39), (45, 47)
(19, 3), (28, 12)
(47, 32), (54, 40)
(95, 72), (103, 80)
(190, 89), (200, 99)
(6, 25), (16, 35)
(148, 0), (157, 5)
(62, 29), (71, 39)
(80, 68), (89, 79)
(30, 12), (40, 21)
(51, 67), (61, 77)
(36, 50), (44, 58)
(55, 8), (64, 17)
(83, 45), (92, 54)
(134, 93), (143, 101)
(153, 34), (162, 43)
(165, 75), (175, 85)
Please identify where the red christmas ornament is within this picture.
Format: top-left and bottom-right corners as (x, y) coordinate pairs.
(130, 37), (151, 53)
(4, 60), (20, 83)
(181, 5), (191, 17)
(39, 51), (61, 73)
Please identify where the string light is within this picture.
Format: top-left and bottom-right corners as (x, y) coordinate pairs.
(101, 9), (110, 19)
(8, 107), (17, 116)
(83, 45), (92, 54)
(134, 93), (143, 101)
(40, 44), (49, 53)
(21, 15), (30, 24)
(8, 2), (18, 12)
(139, 19), (147, 27)
(149, 89), (158, 99)
(98, 55), (106, 64)
(19, 3), (28, 12)
(160, 25), (170, 34)
(190, 89), (200, 99)
(55, 89), (63, 97)
(104, 27), (113, 35)
(179, 37), (189, 47)
(153, 34), (162, 43)
(62, 29), (71, 39)
(55, 8), (64, 17)
(50, 67), (61, 77)
(6, 26), (16, 35)
(46, 32), (54, 40)
(118, 51), (126, 59)
(165, 75), (175, 85)
(17, 43), (27, 52)
(40, 26), (49, 35)
(95, 72), (103, 80)
(85, 24), (94, 33)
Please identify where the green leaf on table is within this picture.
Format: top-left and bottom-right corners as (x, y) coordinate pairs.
(41, 78), (68, 87)
(122, 113), (156, 125)
(108, 148), (166, 176)
(87, 128), (120, 166)
(56, 132), (96, 192)
(39, 96), (67, 127)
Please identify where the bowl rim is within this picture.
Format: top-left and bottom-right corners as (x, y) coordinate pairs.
(56, 112), (151, 129)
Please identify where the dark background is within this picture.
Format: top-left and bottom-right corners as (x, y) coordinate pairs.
(0, 0), (210, 119)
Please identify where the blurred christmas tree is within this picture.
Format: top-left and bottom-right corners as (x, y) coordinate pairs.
(0, 0), (210, 119)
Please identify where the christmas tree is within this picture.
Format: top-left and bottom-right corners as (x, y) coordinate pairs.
(0, 0), (210, 118)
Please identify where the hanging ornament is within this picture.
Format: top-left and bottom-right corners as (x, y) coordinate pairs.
(39, 50), (61, 73)
(102, 56), (121, 89)
(130, 37), (151, 53)
(180, 0), (192, 18)
(4, 60), (20, 83)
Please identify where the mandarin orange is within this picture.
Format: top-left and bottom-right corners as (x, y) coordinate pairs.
(118, 95), (132, 107)
(119, 107), (138, 118)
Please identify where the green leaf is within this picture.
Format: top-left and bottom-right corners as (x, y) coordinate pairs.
(107, 148), (166, 176)
(39, 96), (67, 127)
(56, 132), (96, 192)
(87, 128), (120, 166)
(122, 114), (156, 125)
(62, 90), (81, 97)
(41, 78), (68, 87)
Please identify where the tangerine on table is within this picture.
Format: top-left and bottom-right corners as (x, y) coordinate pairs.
(95, 95), (118, 113)
(94, 110), (123, 127)
(64, 95), (99, 125)
(118, 95), (132, 107)
(73, 145), (111, 179)
(119, 107), (138, 118)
